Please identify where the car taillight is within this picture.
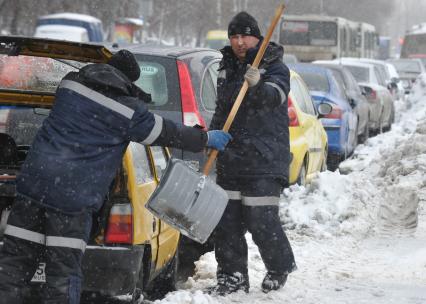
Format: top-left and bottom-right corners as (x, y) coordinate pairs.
(177, 60), (206, 129)
(323, 105), (343, 119)
(105, 203), (133, 244)
(0, 109), (10, 133)
(288, 96), (299, 127)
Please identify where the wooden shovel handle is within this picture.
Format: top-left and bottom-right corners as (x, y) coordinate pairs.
(203, 4), (286, 176)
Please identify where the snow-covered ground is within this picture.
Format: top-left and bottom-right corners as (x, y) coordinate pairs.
(148, 75), (426, 304)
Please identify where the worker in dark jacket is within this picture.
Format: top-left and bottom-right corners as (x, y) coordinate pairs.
(0, 50), (231, 304)
(207, 12), (297, 295)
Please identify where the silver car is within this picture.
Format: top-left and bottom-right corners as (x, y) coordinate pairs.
(340, 61), (395, 134)
(387, 58), (426, 94)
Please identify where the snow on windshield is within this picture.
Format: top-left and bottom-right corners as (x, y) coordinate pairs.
(149, 74), (426, 303)
(0, 55), (78, 92)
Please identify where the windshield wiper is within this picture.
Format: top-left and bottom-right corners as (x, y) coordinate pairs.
(53, 58), (84, 70)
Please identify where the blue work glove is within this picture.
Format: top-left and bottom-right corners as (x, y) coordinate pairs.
(206, 130), (232, 151)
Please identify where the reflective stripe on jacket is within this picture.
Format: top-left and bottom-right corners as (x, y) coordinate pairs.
(17, 64), (207, 212)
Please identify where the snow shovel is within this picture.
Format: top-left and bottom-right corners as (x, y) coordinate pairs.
(146, 4), (286, 244)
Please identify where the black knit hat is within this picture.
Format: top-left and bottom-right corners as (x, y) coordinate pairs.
(107, 49), (141, 82)
(228, 11), (261, 39)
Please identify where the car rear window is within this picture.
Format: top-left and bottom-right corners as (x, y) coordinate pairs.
(133, 54), (180, 111)
(389, 60), (421, 73)
(296, 70), (330, 92)
(344, 65), (369, 83)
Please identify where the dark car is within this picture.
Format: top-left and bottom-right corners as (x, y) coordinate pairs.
(114, 45), (223, 278)
(121, 45), (222, 171)
(314, 61), (370, 143)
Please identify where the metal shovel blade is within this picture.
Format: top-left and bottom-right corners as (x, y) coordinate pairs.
(146, 158), (228, 244)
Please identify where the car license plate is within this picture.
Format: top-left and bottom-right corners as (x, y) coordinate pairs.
(31, 262), (46, 283)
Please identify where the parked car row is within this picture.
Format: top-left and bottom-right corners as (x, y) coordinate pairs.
(0, 36), (399, 302)
(0, 36), (336, 302)
(287, 56), (400, 171)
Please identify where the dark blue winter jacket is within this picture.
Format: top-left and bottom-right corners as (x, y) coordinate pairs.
(210, 41), (291, 185)
(16, 63), (207, 213)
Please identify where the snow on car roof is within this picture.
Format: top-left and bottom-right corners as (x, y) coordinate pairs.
(34, 25), (89, 42)
(334, 60), (374, 69)
(38, 13), (102, 24)
(35, 24), (88, 34)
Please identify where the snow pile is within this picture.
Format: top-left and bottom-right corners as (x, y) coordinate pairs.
(281, 76), (426, 239)
(151, 78), (426, 304)
(406, 73), (426, 106)
(279, 171), (378, 238)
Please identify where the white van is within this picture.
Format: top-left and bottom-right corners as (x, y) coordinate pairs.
(34, 24), (89, 42)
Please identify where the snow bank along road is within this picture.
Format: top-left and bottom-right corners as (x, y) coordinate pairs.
(145, 75), (426, 304)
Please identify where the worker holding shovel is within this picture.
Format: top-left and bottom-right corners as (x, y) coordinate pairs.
(0, 49), (232, 304)
(207, 11), (297, 295)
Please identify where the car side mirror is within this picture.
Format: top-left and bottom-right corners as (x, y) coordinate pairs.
(317, 103), (332, 117)
(346, 91), (357, 107)
(391, 77), (400, 84)
(361, 86), (372, 96)
(387, 82), (397, 90)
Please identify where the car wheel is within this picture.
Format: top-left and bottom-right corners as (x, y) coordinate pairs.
(352, 124), (358, 154)
(327, 153), (341, 172)
(177, 235), (212, 281)
(296, 162), (307, 186)
(358, 121), (369, 143)
(145, 251), (178, 300)
(372, 109), (384, 136)
(320, 149), (327, 172)
(383, 106), (394, 132)
(131, 287), (143, 304)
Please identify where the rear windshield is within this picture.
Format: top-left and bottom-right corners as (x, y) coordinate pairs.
(344, 65), (369, 82)
(389, 60), (422, 73)
(296, 70), (330, 92)
(133, 54), (180, 111)
(0, 55), (80, 93)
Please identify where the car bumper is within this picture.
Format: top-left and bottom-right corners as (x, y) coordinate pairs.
(82, 244), (145, 296)
(0, 242), (145, 297)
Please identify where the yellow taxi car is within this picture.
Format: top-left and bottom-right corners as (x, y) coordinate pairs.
(0, 36), (179, 302)
(205, 30), (228, 49)
(288, 70), (331, 185)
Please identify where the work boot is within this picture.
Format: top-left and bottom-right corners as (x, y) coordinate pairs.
(205, 272), (249, 296)
(261, 272), (288, 293)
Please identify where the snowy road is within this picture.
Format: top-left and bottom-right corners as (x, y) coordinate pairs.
(139, 77), (426, 304)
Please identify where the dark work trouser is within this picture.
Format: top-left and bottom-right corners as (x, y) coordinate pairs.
(0, 196), (92, 304)
(214, 177), (296, 284)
